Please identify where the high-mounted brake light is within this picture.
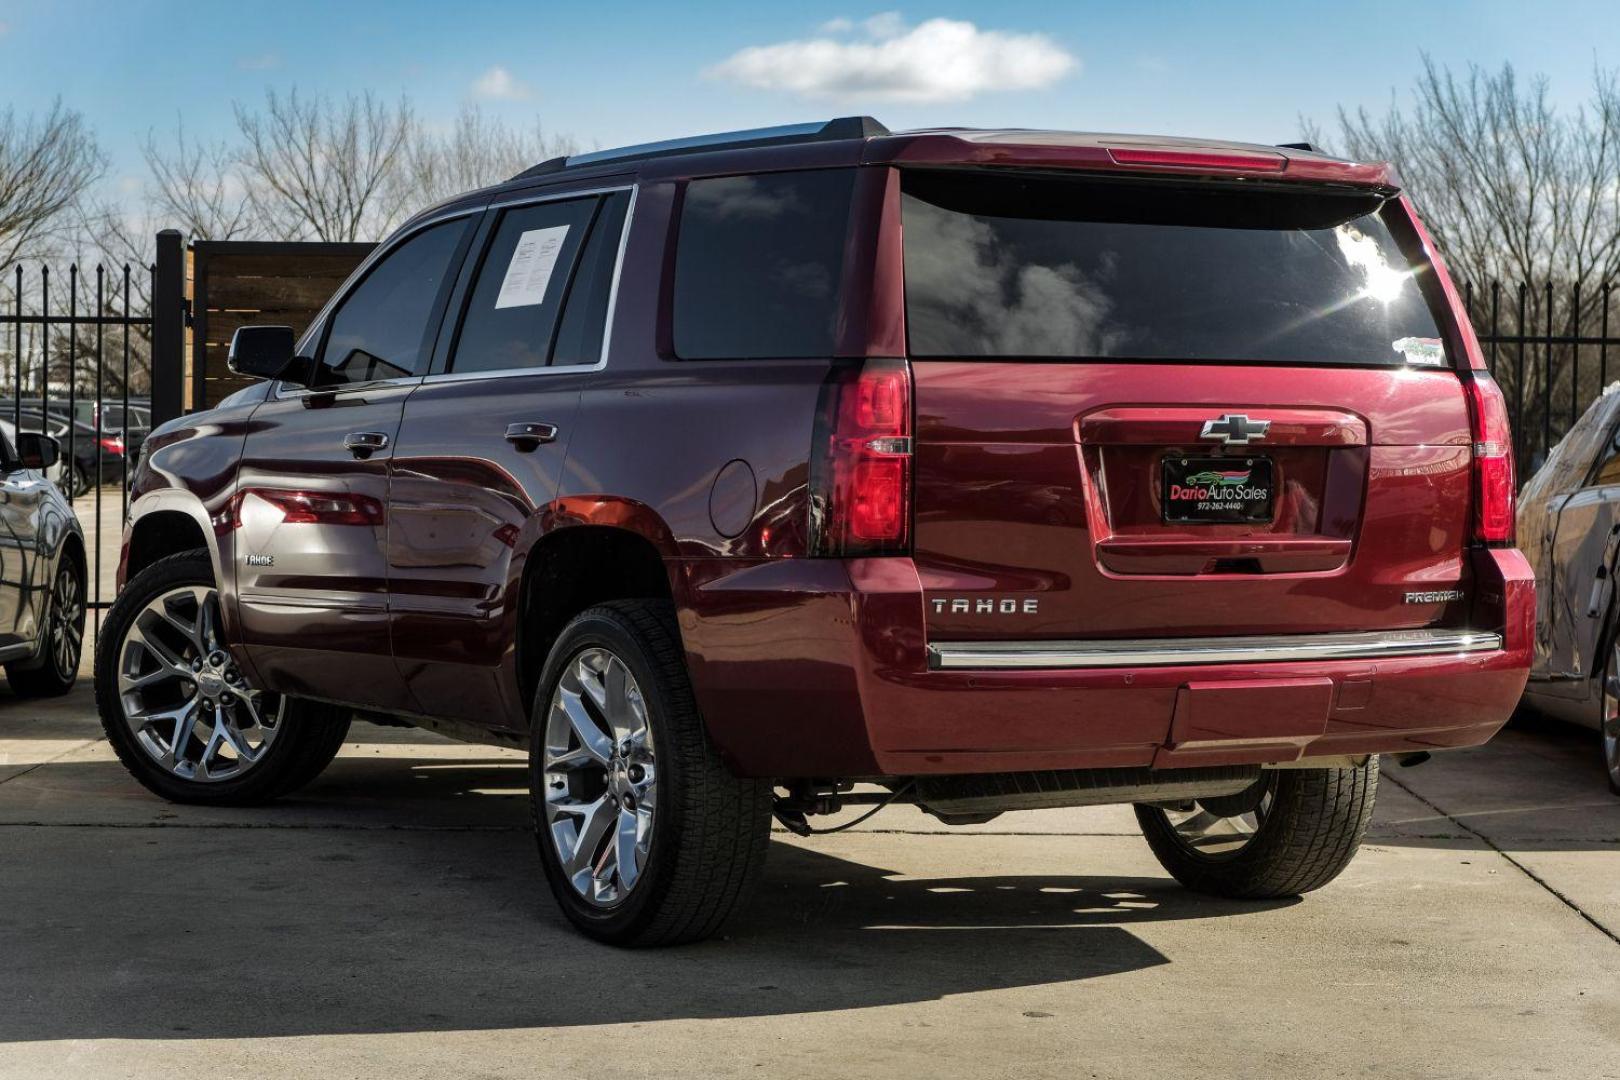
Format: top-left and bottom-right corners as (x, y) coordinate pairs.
(1461, 374), (1515, 545)
(1106, 147), (1287, 173)
(808, 358), (913, 556)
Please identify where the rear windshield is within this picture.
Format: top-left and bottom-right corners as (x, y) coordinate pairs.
(901, 170), (1445, 366)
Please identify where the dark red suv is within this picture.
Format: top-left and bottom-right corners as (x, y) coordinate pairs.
(96, 118), (1533, 945)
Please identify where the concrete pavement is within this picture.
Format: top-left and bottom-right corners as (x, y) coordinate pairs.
(1, 683), (1617, 1079)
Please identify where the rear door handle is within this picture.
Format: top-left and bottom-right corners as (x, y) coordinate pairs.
(343, 431), (389, 458)
(504, 422), (559, 450)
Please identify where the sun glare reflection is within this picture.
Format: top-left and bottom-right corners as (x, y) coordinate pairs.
(1335, 223), (1409, 303)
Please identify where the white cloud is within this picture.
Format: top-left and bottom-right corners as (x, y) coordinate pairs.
(472, 65), (533, 101)
(819, 16), (854, 33)
(705, 15), (1076, 104)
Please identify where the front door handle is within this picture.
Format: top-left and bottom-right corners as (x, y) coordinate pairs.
(343, 431), (390, 458)
(504, 422), (559, 451)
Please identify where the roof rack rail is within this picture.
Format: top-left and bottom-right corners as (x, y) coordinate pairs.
(509, 116), (888, 181)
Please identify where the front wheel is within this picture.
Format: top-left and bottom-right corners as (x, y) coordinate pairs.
(94, 549), (351, 805)
(1599, 641), (1620, 795)
(529, 600), (772, 946)
(5, 553), (85, 697)
(1135, 759), (1379, 898)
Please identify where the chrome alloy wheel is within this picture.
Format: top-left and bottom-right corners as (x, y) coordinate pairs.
(1162, 776), (1277, 858)
(116, 585), (284, 783)
(542, 647), (657, 908)
(46, 561), (84, 676)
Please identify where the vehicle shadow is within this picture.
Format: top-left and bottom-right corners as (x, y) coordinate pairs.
(0, 753), (1300, 1043)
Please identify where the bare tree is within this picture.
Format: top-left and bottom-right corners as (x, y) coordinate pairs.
(1306, 57), (1620, 289)
(141, 122), (254, 241)
(64, 203), (156, 395)
(400, 105), (579, 207)
(0, 99), (106, 266)
(1305, 58), (1620, 457)
(234, 90), (414, 242)
(136, 91), (582, 244)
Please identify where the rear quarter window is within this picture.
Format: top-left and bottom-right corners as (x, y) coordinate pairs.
(673, 169), (855, 359)
(901, 169), (1445, 367)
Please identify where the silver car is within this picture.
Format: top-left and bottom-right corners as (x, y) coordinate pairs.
(1519, 386), (1620, 792)
(0, 421), (86, 696)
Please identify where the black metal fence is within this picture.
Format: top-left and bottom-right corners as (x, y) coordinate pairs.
(1, 258), (155, 626)
(1464, 280), (1620, 470)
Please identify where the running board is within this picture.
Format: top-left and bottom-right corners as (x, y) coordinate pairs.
(927, 628), (1502, 671)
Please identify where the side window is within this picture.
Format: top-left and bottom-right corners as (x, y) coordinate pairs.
(448, 197), (598, 375)
(552, 192), (631, 366)
(1593, 427), (1620, 487)
(673, 169), (855, 360)
(317, 218), (470, 387)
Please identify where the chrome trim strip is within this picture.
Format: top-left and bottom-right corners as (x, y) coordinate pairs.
(927, 628), (1504, 671)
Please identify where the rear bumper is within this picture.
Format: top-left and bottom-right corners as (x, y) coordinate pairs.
(676, 548), (1534, 779)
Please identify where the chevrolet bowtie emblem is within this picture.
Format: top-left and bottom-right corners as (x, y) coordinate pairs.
(1199, 413), (1271, 446)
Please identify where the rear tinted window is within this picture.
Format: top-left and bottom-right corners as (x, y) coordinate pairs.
(674, 169), (855, 359)
(901, 170), (1444, 366)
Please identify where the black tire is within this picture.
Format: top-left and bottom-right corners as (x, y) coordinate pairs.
(1135, 759), (1379, 898)
(529, 600), (772, 947)
(67, 463), (89, 500)
(5, 550), (85, 697)
(95, 549), (351, 806)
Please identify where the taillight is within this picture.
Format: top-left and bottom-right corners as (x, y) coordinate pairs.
(808, 358), (913, 556)
(230, 488), (385, 528)
(1462, 373), (1515, 545)
(99, 435), (124, 455)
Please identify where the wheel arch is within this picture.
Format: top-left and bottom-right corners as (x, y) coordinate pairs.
(124, 495), (221, 592)
(513, 522), (678, 715)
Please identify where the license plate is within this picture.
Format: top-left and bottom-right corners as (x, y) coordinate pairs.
(1162, 456), (1274, 524)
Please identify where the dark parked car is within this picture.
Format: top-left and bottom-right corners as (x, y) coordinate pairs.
(17, 410), (128, 497)
(96, 118), (1532, 945)
(0, 426), (86, 696)
(1517, 388), (1620, 792)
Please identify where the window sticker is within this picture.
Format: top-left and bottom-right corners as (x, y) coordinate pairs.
(493, 225), (570, 310)
(1392, 336), (1446, 366)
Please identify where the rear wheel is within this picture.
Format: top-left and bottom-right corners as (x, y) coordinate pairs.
(1600, 641), (1620, 795)
(1134, 759), (1378, 898)
(95, 549), (351, 805)
(530, 600), (772, 946)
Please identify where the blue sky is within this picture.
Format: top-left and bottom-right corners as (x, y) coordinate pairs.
(2, 0), (1618, 200)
